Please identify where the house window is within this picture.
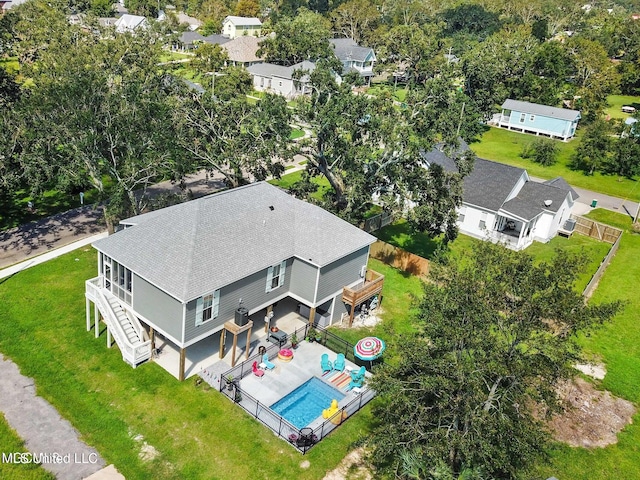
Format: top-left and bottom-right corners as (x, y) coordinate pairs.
(458, 206), (466, 223)
(479, 212), (487, 230)
(519, 113), (526, 123)
(196, 289), (220, 326)
(530, 115), (535, 122)
(266, 261), (287, 292)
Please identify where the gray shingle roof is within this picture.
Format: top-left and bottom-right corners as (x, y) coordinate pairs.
(329, 38), (375, 63)
(248, 61), (315, 80)
(179, 31), (206, 44)
(501, 99), (581, 122)
(464, 159), (526, 211)
(222, 36), (262, 63)
(501, 181), (571, 221)
(543, 177), (579, 201)
(93, 182), (375, 302)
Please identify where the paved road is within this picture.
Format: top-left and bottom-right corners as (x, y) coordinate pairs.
(530, 176), (639, 219)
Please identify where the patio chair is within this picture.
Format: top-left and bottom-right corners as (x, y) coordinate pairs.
(321, 353), (332, 374)
(350, 366), (366, 382)
(262, 353), (275, 370)
(333, 353), (345, 372)
(252, 361), (264, 378)
(348, 377), (364, 390)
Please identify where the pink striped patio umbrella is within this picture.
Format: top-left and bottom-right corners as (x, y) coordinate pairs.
(354, 336), (386, 361)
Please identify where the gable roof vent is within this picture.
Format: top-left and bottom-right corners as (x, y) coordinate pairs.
(544, 199), (553, 207)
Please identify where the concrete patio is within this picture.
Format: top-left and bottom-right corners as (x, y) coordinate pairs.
(152, 297), (308, 380)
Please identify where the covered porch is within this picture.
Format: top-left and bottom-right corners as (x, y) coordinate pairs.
(151, 297), (308, 380)
(490, 213), (539, 251)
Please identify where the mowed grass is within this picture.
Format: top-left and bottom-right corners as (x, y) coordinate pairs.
(604, 94), (640, 120)
(329, 258), (424, 348)
(0, 414), (54, 480)
(375, 220), (609, 292)
(535, 210), (640, 480)
(268, 170), (332, 201)
(470, 127), (640, 202)
(0, 248), (373, 480)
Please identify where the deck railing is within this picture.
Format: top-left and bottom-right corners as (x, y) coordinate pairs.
(342, 270), (384, 307)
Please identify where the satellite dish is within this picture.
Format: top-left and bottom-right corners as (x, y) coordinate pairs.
(544, 199), (553, 207)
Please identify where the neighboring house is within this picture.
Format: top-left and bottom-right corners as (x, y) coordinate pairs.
(222, 16), (262, 39)
(1, 0), (27, 11)
(329, 38), (376, 84)
(114, 14), (148, 33)
(85, 182), (378, 379)
(496, 99), (581, 141)
(247, 61), (316, 98)
(176, 12), (203, 31)
(422, 144), (578, 251)
(221, 35), (262, 67)
(174, 32), (230, 51)
(98, 17), (118, 28)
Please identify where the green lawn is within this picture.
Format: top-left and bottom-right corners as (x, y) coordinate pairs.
(0, 186), (103, 231)
(375, 220), (609, 292)
(471, 127), (640, 201)
(268, 170), (332, 202)
(0, 414), (54, 480)
(329, 258), (424, 348)
(0, 249), (375, 480)
(290, 129), (305, 140)
(158, 51), (193, 62)
(535, 210), (640, 480)
(604, 94), (640, 120)
(365, 84), (408, 102)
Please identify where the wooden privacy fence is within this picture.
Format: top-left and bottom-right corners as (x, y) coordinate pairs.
(570, 214), (623, 244)
(370, 240), (430, 277)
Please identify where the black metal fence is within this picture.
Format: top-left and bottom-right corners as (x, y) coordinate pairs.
(218, 324), (376, 453)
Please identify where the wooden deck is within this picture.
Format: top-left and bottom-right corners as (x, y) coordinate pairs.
(342, 270), (384, 326)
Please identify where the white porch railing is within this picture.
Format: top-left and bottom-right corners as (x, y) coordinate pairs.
(85, 276), (151, 367)
(487, 230), (532, 251)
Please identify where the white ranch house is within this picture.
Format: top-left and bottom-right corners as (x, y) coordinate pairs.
(422, 144), (578, 250)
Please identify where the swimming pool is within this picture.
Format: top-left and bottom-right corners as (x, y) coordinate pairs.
(270, 377), (345, 429)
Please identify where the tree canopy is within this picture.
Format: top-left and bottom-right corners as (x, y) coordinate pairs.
(368, 242), (620, 479)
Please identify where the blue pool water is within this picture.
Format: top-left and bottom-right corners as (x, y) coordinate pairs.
(270, 377), (345, 429)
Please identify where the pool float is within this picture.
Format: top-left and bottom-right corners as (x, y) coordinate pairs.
(322, 399), (339, 419)
(278, 348), (294, 362)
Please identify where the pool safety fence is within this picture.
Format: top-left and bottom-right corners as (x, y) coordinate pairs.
(218, 324), (376, 453)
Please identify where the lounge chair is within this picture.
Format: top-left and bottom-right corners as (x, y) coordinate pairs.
(321, 353), (332, 373)
(252, 361), (264, 378)
(262, 353), (275, 370)
(348, 377), (364, 390)
(333, 353), (345, 372)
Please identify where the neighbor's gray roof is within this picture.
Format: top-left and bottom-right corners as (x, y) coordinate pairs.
(420, 141), (470, 173)
(543, 177), (579, 201)
(93, 182), (375, 302)
(248, 61), (315, 80)
(502, 99), (581, 122)
(329, 38), (375, 63)
(179, 31), (206, 44)
(464, 159), (526, 211)
(204, 34), (231, 45)
(501, 181), (572, 221)
(222, 36), (262, 63)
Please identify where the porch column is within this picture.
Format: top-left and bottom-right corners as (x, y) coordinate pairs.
(231, 333), (239, 367)
(245, 325), (252, 362)
(179, 348), (186, 381)
(106, 328), (111, 348)
(86, 298), (91, 331)
(348, 305), (355, 327)
(219, 330), (226, 359)
(518, 222), (525, 247)
(149, 327), (155, 353)
(308, 307), (316, 326)
(94, 304), (99, 338)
